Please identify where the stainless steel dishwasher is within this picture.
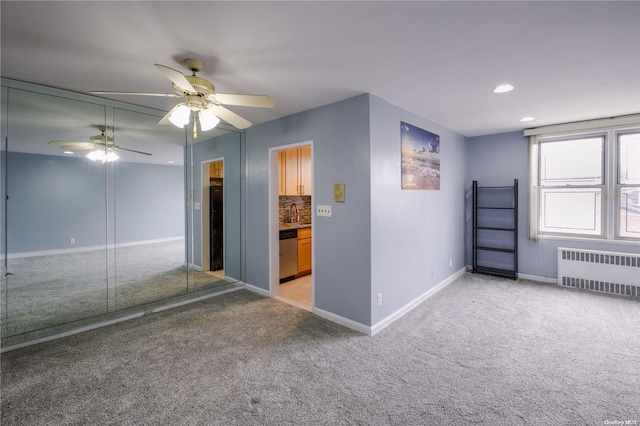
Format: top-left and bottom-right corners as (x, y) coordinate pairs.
(279, 229), (298, 282)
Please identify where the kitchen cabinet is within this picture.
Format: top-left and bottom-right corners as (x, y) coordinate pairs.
(279, 146), (312, 196)
(209, 161), (224, 178)
(297, 227), (312, 275)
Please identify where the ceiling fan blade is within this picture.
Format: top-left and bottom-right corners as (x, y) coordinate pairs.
(209, 105), (252, 130)
(154, 64), (196, 94)
(113, 145), (152, 156)
(49, 141), (97, 151)
(91, 91), (181, 98)
(210, 93), (275, 108)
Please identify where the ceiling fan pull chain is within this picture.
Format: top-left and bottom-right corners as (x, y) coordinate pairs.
(193, 117), (198, 139)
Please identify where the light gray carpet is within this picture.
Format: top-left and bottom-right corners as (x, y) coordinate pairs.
(2, 273), (639, 425)
(1, 240), (229, 339)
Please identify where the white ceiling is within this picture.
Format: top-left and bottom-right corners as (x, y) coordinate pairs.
(1, 1), (639, 138)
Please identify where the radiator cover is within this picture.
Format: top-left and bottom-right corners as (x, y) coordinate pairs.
(557, 247), (640, 298)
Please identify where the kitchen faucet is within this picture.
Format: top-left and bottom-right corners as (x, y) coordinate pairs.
(290, 204), (299, 223)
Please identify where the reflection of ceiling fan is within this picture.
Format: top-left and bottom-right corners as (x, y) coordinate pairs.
(91, 58), (275, 136)
(48, 126), (152, 162)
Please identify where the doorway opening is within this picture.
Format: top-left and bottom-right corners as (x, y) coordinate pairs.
(202, 159), (225, 280)
(269, 142), (313, 311)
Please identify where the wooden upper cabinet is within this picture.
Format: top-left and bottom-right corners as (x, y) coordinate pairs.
(299, 146), (312, 196)
(285, 149), (299, 195)
(278, 152), (286, 196)
(279, 145), (312, 196)
(209, 161), (224, 178)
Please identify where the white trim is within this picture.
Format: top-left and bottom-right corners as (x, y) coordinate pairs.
(187, 263), (203, 272)
(517, 273), (557, 284)
(1, 313), (145, 353)
(151, 285), (244, 313)
(312, 268), (466, 336)
(524, 114), (640, 137)
(370, 267), (466, 335)
(5, 237), (184, 259)
(267, 140), (314, 299)
(244, 282), (271, 297)
(312, 306), (372, 335)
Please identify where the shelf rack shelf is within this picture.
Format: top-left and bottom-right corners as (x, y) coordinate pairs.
(472, 179), (518, 280)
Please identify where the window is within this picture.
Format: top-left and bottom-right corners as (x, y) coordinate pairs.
(538, 136), (604, 236)
(618, 132), (640, 239)
(528, 122), (639, 241)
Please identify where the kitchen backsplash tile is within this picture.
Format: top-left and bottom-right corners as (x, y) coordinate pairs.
(279, 196), (312, 224)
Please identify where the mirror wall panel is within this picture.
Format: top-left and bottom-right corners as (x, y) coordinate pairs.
(111, 108), (188, 310)
(2, 88), (109, 337)
(1, 80), (245, 348)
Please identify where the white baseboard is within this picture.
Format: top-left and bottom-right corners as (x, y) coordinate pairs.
(312, 306), (372, 335)
(6, 237), (184, 259)
(517, 273), (557, 284)
(370, 267), (466, 335)
(465, 264), (558, 285)
(151, 285), (244, 313)
(245, 282), (271, 297)
(311, 268), (466, 336)
(1, 312), (145, 353)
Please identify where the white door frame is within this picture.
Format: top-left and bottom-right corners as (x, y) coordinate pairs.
(201, 157), (224, 272)
(268, 141), (314, 306)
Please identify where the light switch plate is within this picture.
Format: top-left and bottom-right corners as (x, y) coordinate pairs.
(317, 205), (332, 217)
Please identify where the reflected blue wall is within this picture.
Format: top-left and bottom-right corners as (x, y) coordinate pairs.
(3, 152), (183, 254)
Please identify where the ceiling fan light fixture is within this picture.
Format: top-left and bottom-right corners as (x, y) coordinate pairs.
(86, 149), (119, 163)
(169, 104), (191, 128)
(199, 108), (220, 131)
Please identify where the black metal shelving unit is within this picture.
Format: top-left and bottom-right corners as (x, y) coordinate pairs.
(472, 179), (518, 279)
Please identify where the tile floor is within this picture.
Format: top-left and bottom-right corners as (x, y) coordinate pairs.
(278, 274), (312, 311)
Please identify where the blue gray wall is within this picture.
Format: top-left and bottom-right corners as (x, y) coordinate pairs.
(369, 95), (468, 325)
(4, 152), (183, 254)
(245, 94), (372, 325)
(191, 131), (243, 280)
(113, 161), (184, 243)
(466, 131), (637, 279)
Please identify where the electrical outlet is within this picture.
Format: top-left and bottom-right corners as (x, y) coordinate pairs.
(377, 293), (382, 306)
(431, 268), (434, 277)
(449, 258), (453, 267)
(70, 238), (75, 245)
(317, 205), (332, 217)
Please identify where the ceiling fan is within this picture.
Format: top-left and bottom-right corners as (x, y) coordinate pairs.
(48, 125), (152, 162)
(91, 58), (275, 136)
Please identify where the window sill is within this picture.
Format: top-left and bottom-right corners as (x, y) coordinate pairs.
(537, 234), (640, 246)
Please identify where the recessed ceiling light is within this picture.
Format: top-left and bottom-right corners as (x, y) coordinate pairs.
(63, 151), (74, 154)
(168, 160), (176, 164)
(520, 116), (535, 122)
(493, 84), (514, 94)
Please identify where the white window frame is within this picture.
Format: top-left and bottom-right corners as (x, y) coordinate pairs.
(525, 115), (640, 243)
(616, 130), (640, 240)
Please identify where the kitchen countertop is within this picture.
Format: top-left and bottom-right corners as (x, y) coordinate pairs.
(279, 222), (312, 230)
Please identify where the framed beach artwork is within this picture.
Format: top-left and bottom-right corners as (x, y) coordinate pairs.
(401, 121), (440, 190)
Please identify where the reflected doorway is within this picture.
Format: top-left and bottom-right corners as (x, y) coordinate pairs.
(202, 159), (225, 279)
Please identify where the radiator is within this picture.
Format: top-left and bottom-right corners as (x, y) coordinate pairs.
(557, 247), (640, 298)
